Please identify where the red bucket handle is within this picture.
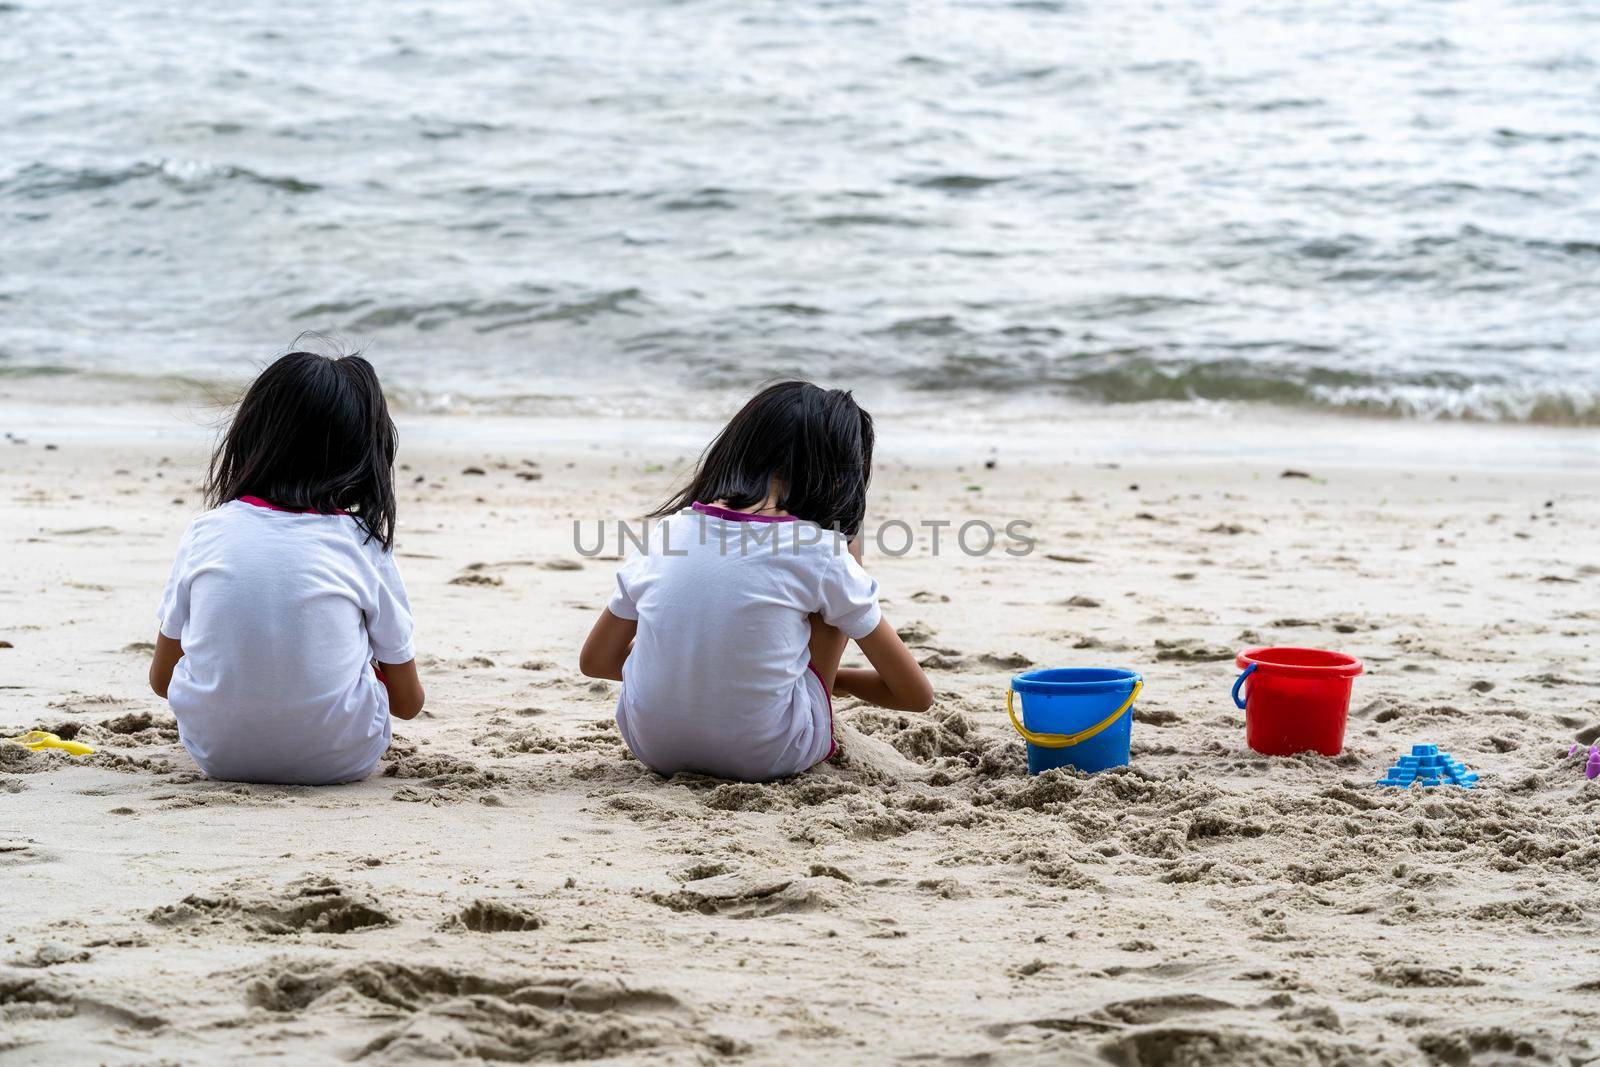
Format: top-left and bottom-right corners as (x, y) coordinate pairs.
(1231, 663), (1257, 709)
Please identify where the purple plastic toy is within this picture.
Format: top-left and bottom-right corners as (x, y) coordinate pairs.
(1570, 744), (1600, 780)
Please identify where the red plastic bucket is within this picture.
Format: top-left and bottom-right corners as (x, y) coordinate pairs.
(1232, 647), (1363, 756)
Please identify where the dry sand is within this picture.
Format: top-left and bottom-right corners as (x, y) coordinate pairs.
(1, 402), (1597, 1066)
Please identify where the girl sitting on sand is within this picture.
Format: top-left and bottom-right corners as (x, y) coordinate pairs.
(579, 381), (933, 782)
(148, 350), (425, 785)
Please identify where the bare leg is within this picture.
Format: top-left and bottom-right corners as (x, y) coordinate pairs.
(807, 613), (849, 694)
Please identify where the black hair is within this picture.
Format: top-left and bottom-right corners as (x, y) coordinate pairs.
(652, 380), (874, 536)
(205, 349), (398, 549)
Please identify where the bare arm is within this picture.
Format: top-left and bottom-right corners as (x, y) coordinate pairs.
(149, 632), (183, 699)
(579, 609), (637, 681)
(834, 617), (934, 713)
(377, 659), (425, 720)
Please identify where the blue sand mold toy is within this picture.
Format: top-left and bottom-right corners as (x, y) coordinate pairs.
(1376, 743), (1478, 788)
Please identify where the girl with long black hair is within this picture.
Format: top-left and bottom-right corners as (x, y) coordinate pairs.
(580, 380), (932, 782)
(148, 348), (425, 784)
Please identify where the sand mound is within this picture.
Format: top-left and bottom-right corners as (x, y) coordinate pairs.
(484, 721), (625, 756)
(0, 745), (52, 774)
(94, 711), (181, 744)
(844, 705), (1020, 778)
(381, 736), (500, 802)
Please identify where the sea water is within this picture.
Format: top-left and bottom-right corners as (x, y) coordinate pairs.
(2, 0), (1597, 423)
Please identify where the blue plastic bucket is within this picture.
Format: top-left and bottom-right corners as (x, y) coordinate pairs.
(1007, 668), (1142, 775)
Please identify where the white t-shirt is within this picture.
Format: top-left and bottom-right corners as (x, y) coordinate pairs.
(156, 497), (414, 785)
(608, 503), (882, 781)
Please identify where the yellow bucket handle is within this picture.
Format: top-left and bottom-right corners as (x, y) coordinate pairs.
(1007, 681), (1142, 749)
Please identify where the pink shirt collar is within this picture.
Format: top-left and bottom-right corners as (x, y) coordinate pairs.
(238, 495), (346, 516)
(691, 501), (797, 523)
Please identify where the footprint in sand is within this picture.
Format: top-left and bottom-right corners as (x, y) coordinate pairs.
(0, 973), (165, 1031)
(1099, 1027), (1332, 1067)
(447, 900), (544, 933)
(646, 872), (840, 919)
(1153, 638), (1234, 662)
(918, 650), (969, 670)
(148, 876), (395, 936)
(978, 651), (1032, 669)
(8, 944), (93, 969)
(0, 839), (60, 866)
(1370, 962), (1483, 988)
(244, 961), (736, 1060)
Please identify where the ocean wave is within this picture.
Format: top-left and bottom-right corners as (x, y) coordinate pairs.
(290, 288), (645, 334)
(809, 213), (931, 229)
(1309, 383), (1600, 425)
(903, 174), (1012, 191)
(899, 355), (1600, 426)
(1, 160), (319, 199)
(0, 363), (244, 402)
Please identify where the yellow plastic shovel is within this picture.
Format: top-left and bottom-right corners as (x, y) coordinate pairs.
(5, 731), (95, 757)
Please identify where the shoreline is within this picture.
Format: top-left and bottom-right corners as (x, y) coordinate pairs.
(4, 390), (1597, 473)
